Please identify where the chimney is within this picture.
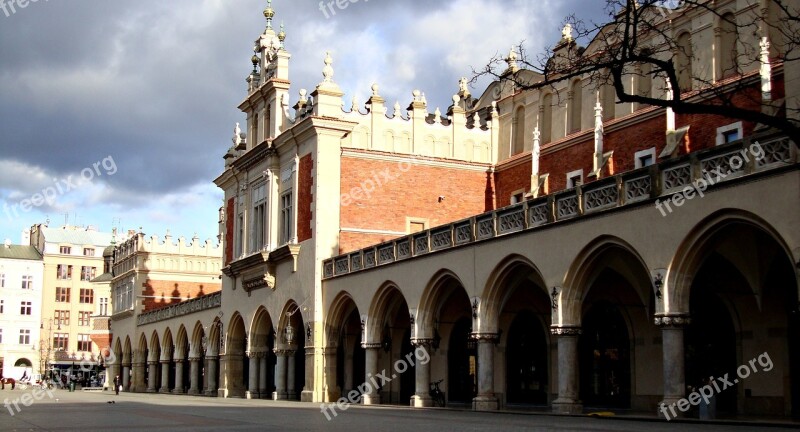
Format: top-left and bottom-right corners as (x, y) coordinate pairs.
(4, 239), (11, 249)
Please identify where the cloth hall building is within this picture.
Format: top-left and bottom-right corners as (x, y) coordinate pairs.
(108, 1), (800, 419)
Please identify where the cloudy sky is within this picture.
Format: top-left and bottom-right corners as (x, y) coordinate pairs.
(0, 0), (606, 245)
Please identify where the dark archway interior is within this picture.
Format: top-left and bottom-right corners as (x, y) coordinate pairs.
(506, 310), (548, 405)
(580, 300), (631, 409)
(448, 316), (477, 403)
(336, 308), (365, 396)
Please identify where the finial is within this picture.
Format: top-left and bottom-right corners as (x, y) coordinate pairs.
(322, 51), (334, 83)
(453, 94), (461, 104)
(505, 46), (519, 72)
(278, 22), (286, 48)
(562, 23), (573, 42)
(459, 77), (469, 94)
(351, 95), (359, 112)
(393, 101), (401, 117)
(412, 89), (421, 101)
(264, 0), (275, 30)
(421, 92), (427, 105)
(299, 88), (308, 102)
(233, 123), (241, 145)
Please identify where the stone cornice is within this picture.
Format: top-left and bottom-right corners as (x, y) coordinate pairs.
(550, 326), (582, 336)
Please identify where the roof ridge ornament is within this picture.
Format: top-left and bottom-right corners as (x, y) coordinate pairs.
(322, 51), (334, 83)
(264, 0), (275, 30)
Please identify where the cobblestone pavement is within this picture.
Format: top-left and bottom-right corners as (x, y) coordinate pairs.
(0, 388), (797, 432)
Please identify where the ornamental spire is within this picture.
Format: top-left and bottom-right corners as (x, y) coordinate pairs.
(264, 0), (275, 30)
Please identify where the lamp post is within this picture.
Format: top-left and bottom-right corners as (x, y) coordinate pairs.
(39, 318), (61, 380)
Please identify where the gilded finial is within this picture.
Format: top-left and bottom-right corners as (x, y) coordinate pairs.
(264, 0), (275, 29)
(278, 22), (286, 47)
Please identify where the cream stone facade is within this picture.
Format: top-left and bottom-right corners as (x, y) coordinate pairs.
(106, 231), (222, 394)
(108, 0), (800, 419)
(29, 224), (113, 376)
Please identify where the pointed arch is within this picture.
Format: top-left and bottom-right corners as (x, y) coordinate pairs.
(667, 209), (797, 315)
(480, 254), (549, 333)
(326, 291), (359, 347)
(417, 269), (470, 339)
(560, 235), (652, 327)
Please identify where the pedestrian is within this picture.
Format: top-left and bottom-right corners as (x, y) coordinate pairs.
(113, 375), (121, 395)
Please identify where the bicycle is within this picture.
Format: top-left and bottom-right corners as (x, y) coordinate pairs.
(429, 379), (445, 407)
(17, 378), (31, 390)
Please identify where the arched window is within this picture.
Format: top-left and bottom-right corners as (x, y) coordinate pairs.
(636, 63), (652, 111)
(512, 106), (526, 155)
(601, 83), (615, 120)
(541, 94), (553, 144)
(252, 113), (259, 147)
(719, 13), (738, 79)
(569, 80), (582, 133)
(676, 32), (693, 92)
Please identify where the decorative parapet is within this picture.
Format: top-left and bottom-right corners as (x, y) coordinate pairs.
(137, 292), (222, 326)
(323, 132), (797, 279)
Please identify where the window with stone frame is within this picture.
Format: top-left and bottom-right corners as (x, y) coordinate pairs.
(56, 287), (71, 303)
(53, 333), (68, 350)
(57, 264), (72, 280)
(80, 266), (96, 281)
(79, 311), (91, 326)
(21, 275), (32, 289)
(55, 310), (70, 326)
(77, 334), (92, 352)
(79, 288), (94, 304)
(250, 182), (268, 253)
(280, 191), (294, 245)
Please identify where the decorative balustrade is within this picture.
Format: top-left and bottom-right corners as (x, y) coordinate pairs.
(137, 292), (222, 326)
(323, 133), (797, 279)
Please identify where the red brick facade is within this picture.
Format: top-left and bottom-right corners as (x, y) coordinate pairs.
(298, 154), (314, 243)
(142, 280), (221, 312)
(338, 155), (492, 254)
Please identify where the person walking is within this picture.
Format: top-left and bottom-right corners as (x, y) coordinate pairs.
(113, 375), (121, 395)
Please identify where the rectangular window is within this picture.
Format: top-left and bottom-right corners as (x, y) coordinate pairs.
(235, 213), (244, 258)
(99, 298), (108, 316)
(113, 283), (133, 313)
(0, 273), (4, 288)
(53, 333), (69, 350)
(510, 192), (525, 205)
(55, 310), (70, 326)
(0, 299), (4, 313)
(19, 329), (30, 345)
(280, 192), (294, 244)
(80, 266), (96, 281)
(77, 334), (92, 352)
(20, 301), (32, 315)
(56, 287), (71, 303)
(716, 121), (743, 145)
(250, 183), (268, 253)
(57, 264), (73, 280)
(566, 169), (584, 188)
(21, 275), (32, 289)
(59, 246), (71, 255)
(79, 289), (94, 304)
(79, 311), (91, 326)
(0, 329), (3, 343)
(634, 147), (657, 169)
(83, 248), (95, 257)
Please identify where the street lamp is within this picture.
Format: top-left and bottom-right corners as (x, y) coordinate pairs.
(39, 319), (61, 379)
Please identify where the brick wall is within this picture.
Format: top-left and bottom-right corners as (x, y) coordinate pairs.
(339, 156), (491, 254)
(495, 82), (768, 198)
(298, 154), (313, 243)
(142, 280), (221, 312)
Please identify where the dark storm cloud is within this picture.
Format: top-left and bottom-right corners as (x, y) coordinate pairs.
(0, 0), (605, 213)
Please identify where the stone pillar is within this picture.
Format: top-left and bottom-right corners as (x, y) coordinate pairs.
(302, 345), (315, 402)
(174, 360), (185, 394)
(247, 352), (260, 399)
(273, 349), (288, 400)
(657, 315), (690, 419)
(323, 347), (340, 402)
(287, 350), (297, 400)
(551, 327), (582, 414)
(146, 361), (158, 392)
(122, 364), (131, 391)
(205, 356), (218, 396)
(411, 339), (433, 407)
(188, 358), (200, 394)
(473, 334), (499, 411)
(363, 344), (381, 405)
(258, 353), (269, 398)
(159, 360), (171, 393)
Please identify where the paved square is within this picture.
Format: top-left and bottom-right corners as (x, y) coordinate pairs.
(1, 388), (798, 431)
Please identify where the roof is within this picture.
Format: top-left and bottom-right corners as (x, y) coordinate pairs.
(41, 226), (114, 247)
(90, 272), (113, 283)
(0, 244), (43, 261)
